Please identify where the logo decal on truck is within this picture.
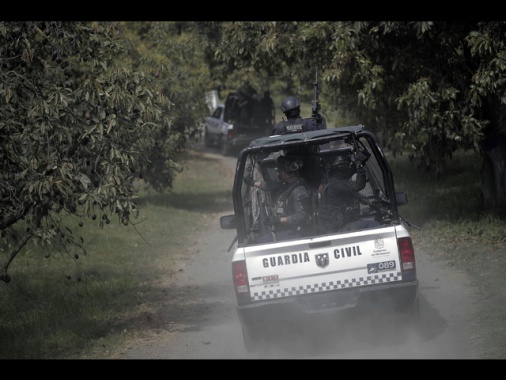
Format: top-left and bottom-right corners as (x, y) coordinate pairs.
(372, 237), (391, 256)
(261, 274), (280, 288)
(375, 237), (384, 250)
(315, 253), (329, 268)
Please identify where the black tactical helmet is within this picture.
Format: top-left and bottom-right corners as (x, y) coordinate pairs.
(330, 154), (356, 179)
(331, 154), (352, 170)
(277, 155), (303, 173)
(280, 96), (301, 113)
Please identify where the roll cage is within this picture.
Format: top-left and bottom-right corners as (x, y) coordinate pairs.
(224, 125), (406, 246)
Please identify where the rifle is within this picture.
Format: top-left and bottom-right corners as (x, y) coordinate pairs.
(260, 191), (277, 242)
(312, 70), (326, 128)
(257, 189), (267, 237)
(250, 154), (277, 242)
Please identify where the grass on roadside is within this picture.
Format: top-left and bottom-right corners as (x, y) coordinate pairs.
(0, 149), (233, 359)
(389, 150), (506, 264)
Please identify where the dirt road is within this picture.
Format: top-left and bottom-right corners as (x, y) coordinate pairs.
(105, 144), (493, 359)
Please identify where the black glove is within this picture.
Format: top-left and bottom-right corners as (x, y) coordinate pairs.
(354, 151), (368, 164)
(265, 214), (280, 227)
(243, 176), (255, 187)
(354, 152), (367, 168)
(359, 147), (371, 162)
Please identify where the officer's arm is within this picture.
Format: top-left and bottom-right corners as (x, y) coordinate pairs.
(285, 188), (309, 226)
(352, 166), (367, 191)
(259, 181), (282, 192)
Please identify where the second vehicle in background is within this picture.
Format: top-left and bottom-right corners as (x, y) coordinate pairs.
(204, 86), (275, 156)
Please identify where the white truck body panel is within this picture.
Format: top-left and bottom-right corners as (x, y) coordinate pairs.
(240, 226), (403, 302)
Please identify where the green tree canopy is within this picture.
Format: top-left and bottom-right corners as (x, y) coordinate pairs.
(0, 21), (207, 281)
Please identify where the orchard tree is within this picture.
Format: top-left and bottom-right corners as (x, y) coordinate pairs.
(116, 21), (213, 192)
(210, 21), (506, 216)
(0, 22), (177, 282)
(197, 21), (297, 94)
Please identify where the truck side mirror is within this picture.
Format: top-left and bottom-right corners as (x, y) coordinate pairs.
(220, 215), (236, 229)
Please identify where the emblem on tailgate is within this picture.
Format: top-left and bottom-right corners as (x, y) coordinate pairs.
(375, 237), (384, 249)
(315, 253), (329, 268)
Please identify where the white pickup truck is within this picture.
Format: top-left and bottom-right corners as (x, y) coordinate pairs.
(220, 125), (420, 352)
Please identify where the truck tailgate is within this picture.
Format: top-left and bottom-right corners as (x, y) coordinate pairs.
(242, 226), (404, 302)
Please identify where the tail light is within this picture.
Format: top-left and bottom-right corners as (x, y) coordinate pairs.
(398, 237), (416, 272)
(226, 126), (235, 139)
(232, 260), (249, 294)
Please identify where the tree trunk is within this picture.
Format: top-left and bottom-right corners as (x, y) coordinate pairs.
(481, 130), (506, 216)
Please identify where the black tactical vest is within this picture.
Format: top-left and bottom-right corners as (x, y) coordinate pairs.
(273, 118), (307, 135)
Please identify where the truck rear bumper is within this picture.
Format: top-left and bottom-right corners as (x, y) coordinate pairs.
(237, 280), (418, 330)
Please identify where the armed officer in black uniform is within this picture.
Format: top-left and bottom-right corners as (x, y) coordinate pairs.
(244, 154), (313, 241)
(271, 96), (326, 135)
(317, 149), (379, 233)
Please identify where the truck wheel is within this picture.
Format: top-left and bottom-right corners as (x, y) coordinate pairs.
(405, 298), (422, 340)
(242, 325), (261, 353)
(204, 130), (213, 148)
(396, 298), (422, 343)
(220, 139), (231, 156)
